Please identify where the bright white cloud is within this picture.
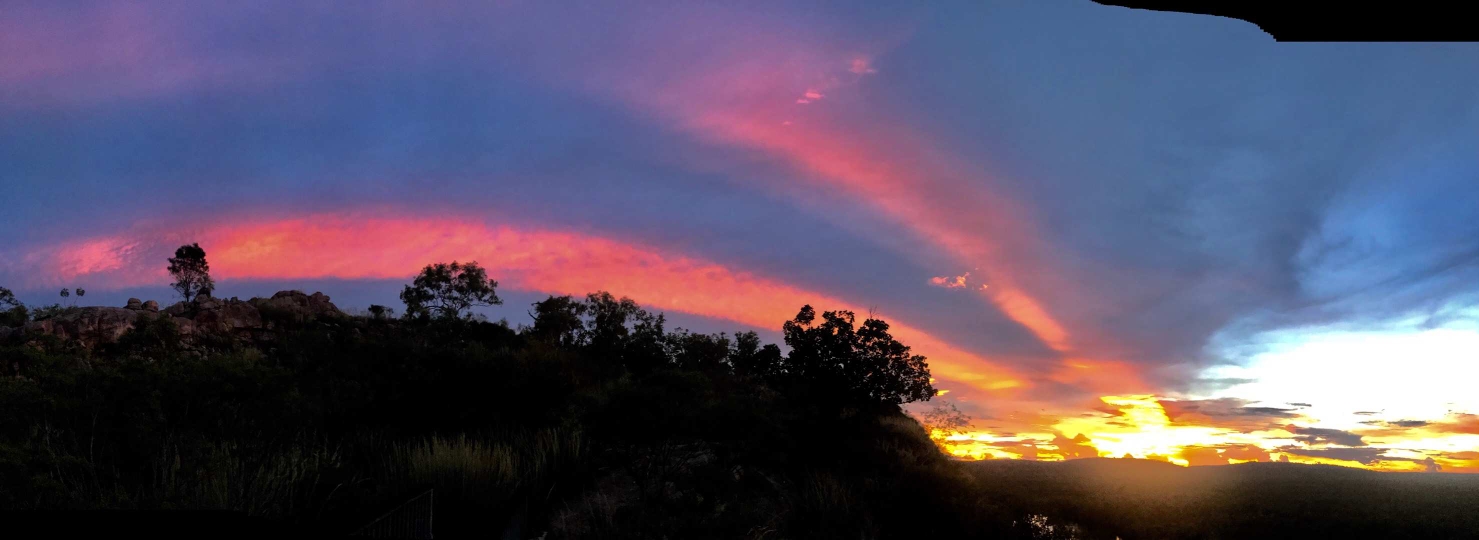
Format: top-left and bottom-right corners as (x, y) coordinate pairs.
(1202, 315), (1479, 431)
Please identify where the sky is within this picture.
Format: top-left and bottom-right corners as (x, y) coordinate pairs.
(3, 1), (1478, 472)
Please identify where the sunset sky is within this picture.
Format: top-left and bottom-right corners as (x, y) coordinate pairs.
(4, 2), (1478, 472)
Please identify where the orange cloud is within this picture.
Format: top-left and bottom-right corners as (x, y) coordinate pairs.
(1433, 414), (1479, 435)
(1221, 444), (1272, 463)
(1052, 433), (1100, 460)
(1177, 444), (1274, 466)
(18, 211), (1027, 395)
(929, 272), (970, 289)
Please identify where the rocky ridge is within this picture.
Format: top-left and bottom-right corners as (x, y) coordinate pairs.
(0, 291), (344, 346)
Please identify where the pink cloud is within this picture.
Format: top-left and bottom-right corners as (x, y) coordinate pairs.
(481, 3), (1124, 390)
(7, 209), (1031, 396)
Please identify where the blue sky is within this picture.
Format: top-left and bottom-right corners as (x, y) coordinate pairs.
(4, 1), (1478, 469)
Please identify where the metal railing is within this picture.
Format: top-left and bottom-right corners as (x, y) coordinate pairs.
(351, 488), (434, 539)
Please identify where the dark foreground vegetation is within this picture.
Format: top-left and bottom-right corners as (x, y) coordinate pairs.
(969, 458), (1479, 540)
(1, 259), (1045, 539)
(3, 254), (1476, 539)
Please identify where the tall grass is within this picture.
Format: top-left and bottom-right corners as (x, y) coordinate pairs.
(395, 428), (583, 500)
(152, 437), (343, 516)
(14, 433), (345, 517)
(391, 427), (585, 535)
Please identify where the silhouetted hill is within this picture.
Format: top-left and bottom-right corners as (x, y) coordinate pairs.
(4, 288), (1477, 539)
(968, 458), (1479, 539)
(0, 292), (1030, 539)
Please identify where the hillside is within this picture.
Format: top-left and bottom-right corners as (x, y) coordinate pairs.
(967, 458), (1479, 539)
(0, 289), (1033, 539)
(4, 285), (1477, 539)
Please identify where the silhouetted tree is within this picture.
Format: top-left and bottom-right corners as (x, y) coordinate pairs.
(167, 243), (215, 302)
(666, 329), (731, 371)
(920, 401), (971, 438)
(527, 295), (588, 347)
(400, 261), (502, 320)
(625, 306), (668, 374)
(367, 304), (394, 320)
(0, 286), (25, 327)
(581, 292), (668, 373)
(782, 305), (935, 408)
(583, 292), (638, 353)
(729, 330), (784, 380)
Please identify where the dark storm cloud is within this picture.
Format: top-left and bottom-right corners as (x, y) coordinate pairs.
(1159, 398), (1301, 431)
(1286, 426), (1366, 447)
(1278, 446), (1388, 465)
(1362, 420), (1430, 429)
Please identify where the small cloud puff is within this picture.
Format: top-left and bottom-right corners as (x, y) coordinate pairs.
(849, 57), (878, 75)
(930, 272), (969, 289)
(930, 271), (988, 290)
(795, 89), (825, 105)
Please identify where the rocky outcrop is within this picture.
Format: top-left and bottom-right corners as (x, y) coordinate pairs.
(191, 297), (263, 333)
(8, 291), (344, 346)
(21, 307), (162, 346)
(249, 291), (344, 323)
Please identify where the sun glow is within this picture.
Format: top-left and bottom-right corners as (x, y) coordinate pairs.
(1049, 396), (1223, 466)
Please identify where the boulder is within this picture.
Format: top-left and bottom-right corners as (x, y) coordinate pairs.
(192, 298), (262, 333)
(22, 307), (157, 347)
(18, 290), (342, 346)
(250, 291), (345, 323)
(171, 317), (196, 336)
(162, 301), (191, 317)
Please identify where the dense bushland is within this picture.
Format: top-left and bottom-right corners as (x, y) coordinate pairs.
(0, 272), (1045, 538)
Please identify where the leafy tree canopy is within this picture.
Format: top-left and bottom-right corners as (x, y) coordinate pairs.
(167, 243), (215, 302)
(400, 261), (502, 320)
(782, 305), (936, 408)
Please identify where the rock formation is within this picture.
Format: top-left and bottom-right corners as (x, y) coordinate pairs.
(2, 291), (346, 347)
(249, 291), (344, 323)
